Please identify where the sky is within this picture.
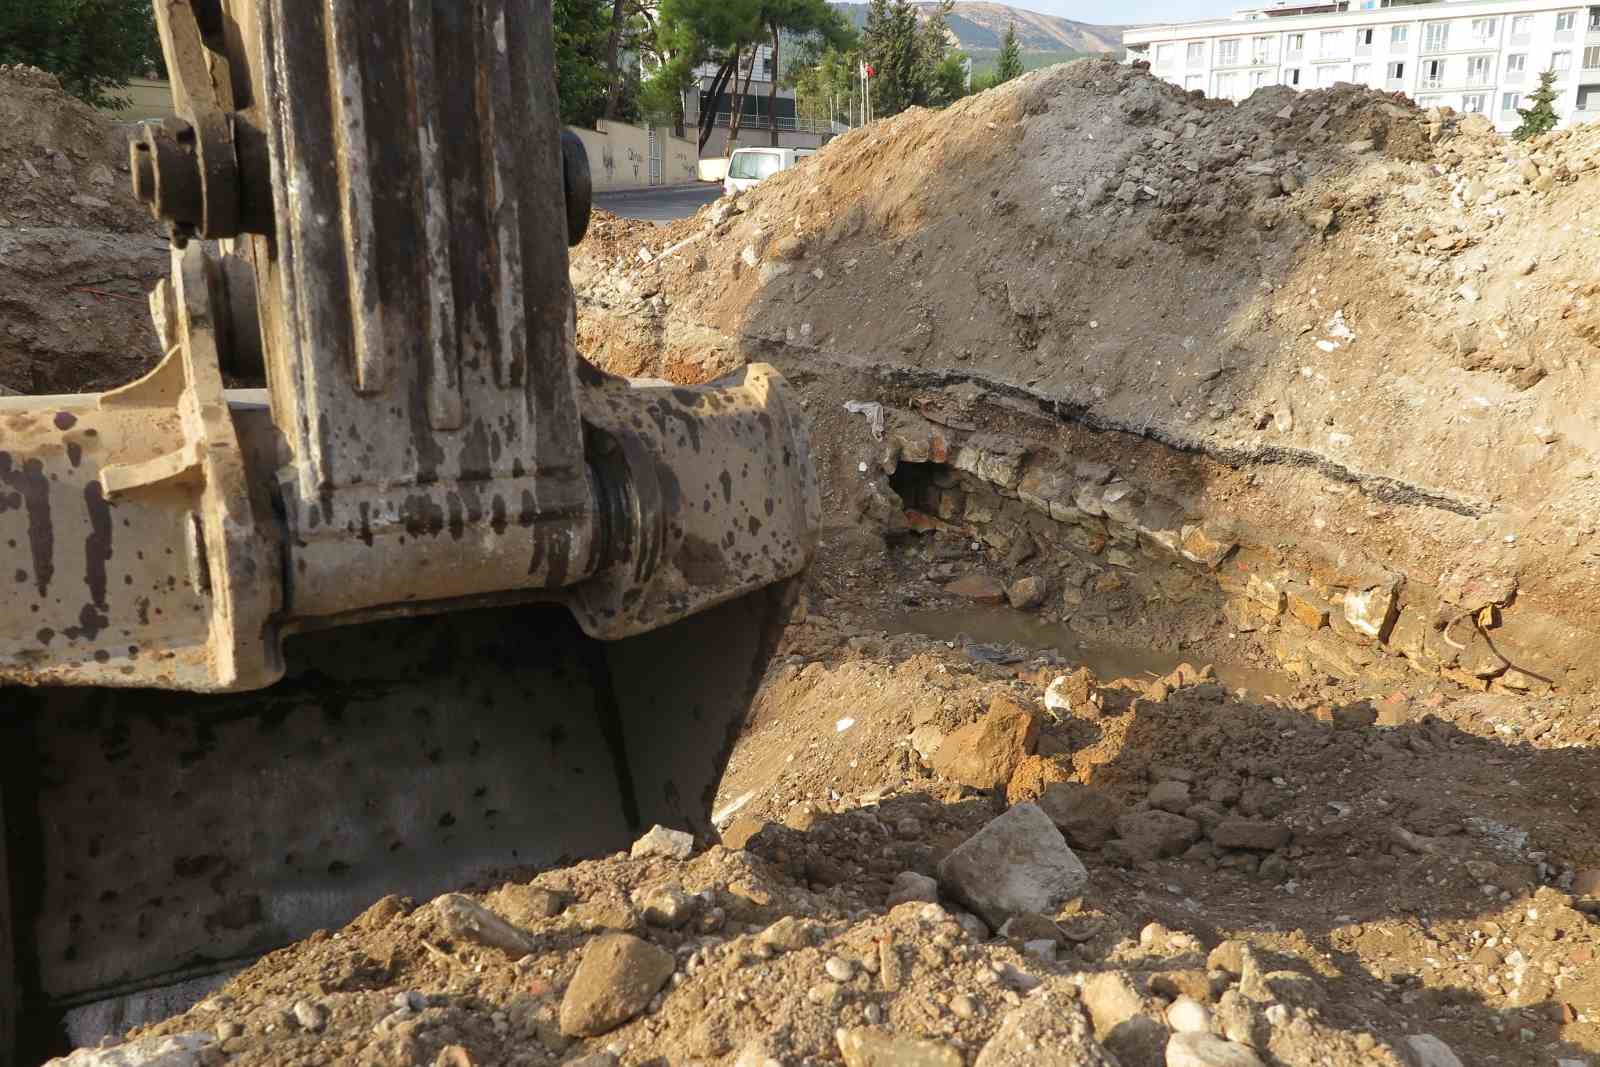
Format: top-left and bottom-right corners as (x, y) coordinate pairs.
(1015, 0), (1237, 24)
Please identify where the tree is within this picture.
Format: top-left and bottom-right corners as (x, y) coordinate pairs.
(756, 0), (854, 144)
(995, 22), (1023, 84)
(1513, 70), (1560, 141)
(862, 0), (958, 119)
(786, 42), (862, 130)
(554, 0), (613, 127)
(0, 0), (162, 108)
(644, 0), (763, 152)
(929, 52), (969, 107)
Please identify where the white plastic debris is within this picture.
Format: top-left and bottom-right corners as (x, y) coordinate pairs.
(835, 717), (856, 733)
(1327, 309), (1355, 341)
(1044, 676), (1074, 716)
(844, 400), (886, 440)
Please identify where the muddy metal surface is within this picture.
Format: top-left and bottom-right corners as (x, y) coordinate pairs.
(2, 590), (780, 1059)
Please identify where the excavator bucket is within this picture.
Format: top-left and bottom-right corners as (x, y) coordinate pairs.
(0, 0), (818, 1059)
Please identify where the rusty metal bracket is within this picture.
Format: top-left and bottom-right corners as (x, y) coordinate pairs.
(0, 0), (817, 692)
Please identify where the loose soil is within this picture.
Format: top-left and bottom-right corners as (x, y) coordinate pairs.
(10, 56), (1600, 1067)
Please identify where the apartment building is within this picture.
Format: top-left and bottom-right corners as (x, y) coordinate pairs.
(686, 45), (834, 150)
(1124, 0), (1600, 132)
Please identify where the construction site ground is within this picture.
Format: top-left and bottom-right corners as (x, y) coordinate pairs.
(5, 60), (1600, 1067)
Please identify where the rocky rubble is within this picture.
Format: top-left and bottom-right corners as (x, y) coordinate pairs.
(0, 64), (167, 394)
(70, 614), (1600, 1067)
(572, 58), (1600, 699)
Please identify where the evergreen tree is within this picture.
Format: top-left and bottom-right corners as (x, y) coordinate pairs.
(929, 52), (969, 106)
(1512, 70), (1560, 141)
(995, 22), (1023, 84)
(554, 0), (613, 128)
(863, 0), (956, 118)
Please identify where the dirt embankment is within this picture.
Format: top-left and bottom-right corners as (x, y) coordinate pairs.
(572, 58), (1600, 700)
(0, 65), (167, 395)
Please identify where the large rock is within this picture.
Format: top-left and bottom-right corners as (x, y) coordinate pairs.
(1210, 819), (1291, 851)
(559, 933), (676, 1036)
(434, 893), (537, 956)
(1082, 972), (1166, 1066)
(946, 574), (1007, 604)
(838, 1028), (963, 1067)
(974, 988), (1120, 1066)
(937, 803), (1089, 928)
(1402, 1035), (1464, 1067)
(1110, 810), (1201, 862)
(1166, 1033), (1265, 1067)
(931, 694), (1041, 790)
(631, 824), (695, 860)
(1036, 782), (1123, 849)
(1007, 576), (1049, 610)
(43, 1035), (214, 1066)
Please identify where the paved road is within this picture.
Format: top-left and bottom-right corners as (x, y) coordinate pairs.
(595, 183), (722, 223)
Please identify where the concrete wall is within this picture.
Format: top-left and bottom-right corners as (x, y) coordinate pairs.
(103, 77), (178, 119)
(568, 119), (702, 192)
(101, 80), (705, 191)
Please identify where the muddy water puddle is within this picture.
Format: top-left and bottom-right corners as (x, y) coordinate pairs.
(865, 604), (1296, 700)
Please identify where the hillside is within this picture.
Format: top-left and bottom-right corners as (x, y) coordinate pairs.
(835, 1), (1129, 56)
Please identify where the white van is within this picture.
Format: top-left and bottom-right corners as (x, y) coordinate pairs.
(723, 146), (815, 195)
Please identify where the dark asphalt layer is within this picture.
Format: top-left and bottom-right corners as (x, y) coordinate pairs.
(594, 183), (723, 223)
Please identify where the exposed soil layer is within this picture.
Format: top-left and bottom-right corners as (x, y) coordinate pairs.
(572, 59), (1600, 697)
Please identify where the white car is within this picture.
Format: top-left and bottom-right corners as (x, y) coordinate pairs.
(723, 146), (815, 195)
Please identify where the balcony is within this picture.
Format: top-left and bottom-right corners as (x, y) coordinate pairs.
(1422, 38), (1449, 55)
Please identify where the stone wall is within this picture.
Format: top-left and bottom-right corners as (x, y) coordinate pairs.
(875, 404), (1588, 697)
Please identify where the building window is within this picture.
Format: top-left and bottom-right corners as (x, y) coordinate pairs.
(1554, 50), (1573, 74)
(1462, 93), (1486, 114)
(1287, 33), (1305, 53)
(1252, 36), (1274, 64)
(1320, 30), (1345, 57)
(1218, 39), (1240, 66)
(1390, 24), (1409, 46)
(1387, 61), (1406, 80)
(1286, 67), (1302, 86)
(1423, 22), (1449, 53)
(1252, 70), (1270, 88)
(1511, 15), (1533, 42)
(1507, 53), (1527, 74)
(1470, 18), (1498, 42)
(1556, 11), (1576, 33)
(1585, 45), (1600, 69)
(1156, 43), (1175, 66)
(1356, 28), (1374, 46)
(1502, 91), (1522, 114)
(1187, 41), (1206, 66)
(1421, 58), (1445, 88)
(1185, 73), (1204, 91)
(1215, 71), (1240, 99)
(1317, 65), (1340, 86)
(1466, 55), (1493, 85)
(1353, 62), (1372, 82)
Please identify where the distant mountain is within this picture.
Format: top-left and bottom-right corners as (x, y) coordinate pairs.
(834, 2), (1130, 58)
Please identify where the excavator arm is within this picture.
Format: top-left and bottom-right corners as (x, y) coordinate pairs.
(0, 2), (816, 1060)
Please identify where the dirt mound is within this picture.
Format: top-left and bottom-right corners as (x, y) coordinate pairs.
(0, 65), (166, 395)
(92, 621), (1600, 1067)
(573, 58), (1600, 694)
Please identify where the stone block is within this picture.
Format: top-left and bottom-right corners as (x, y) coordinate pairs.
(937, 804), (1089, 928)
